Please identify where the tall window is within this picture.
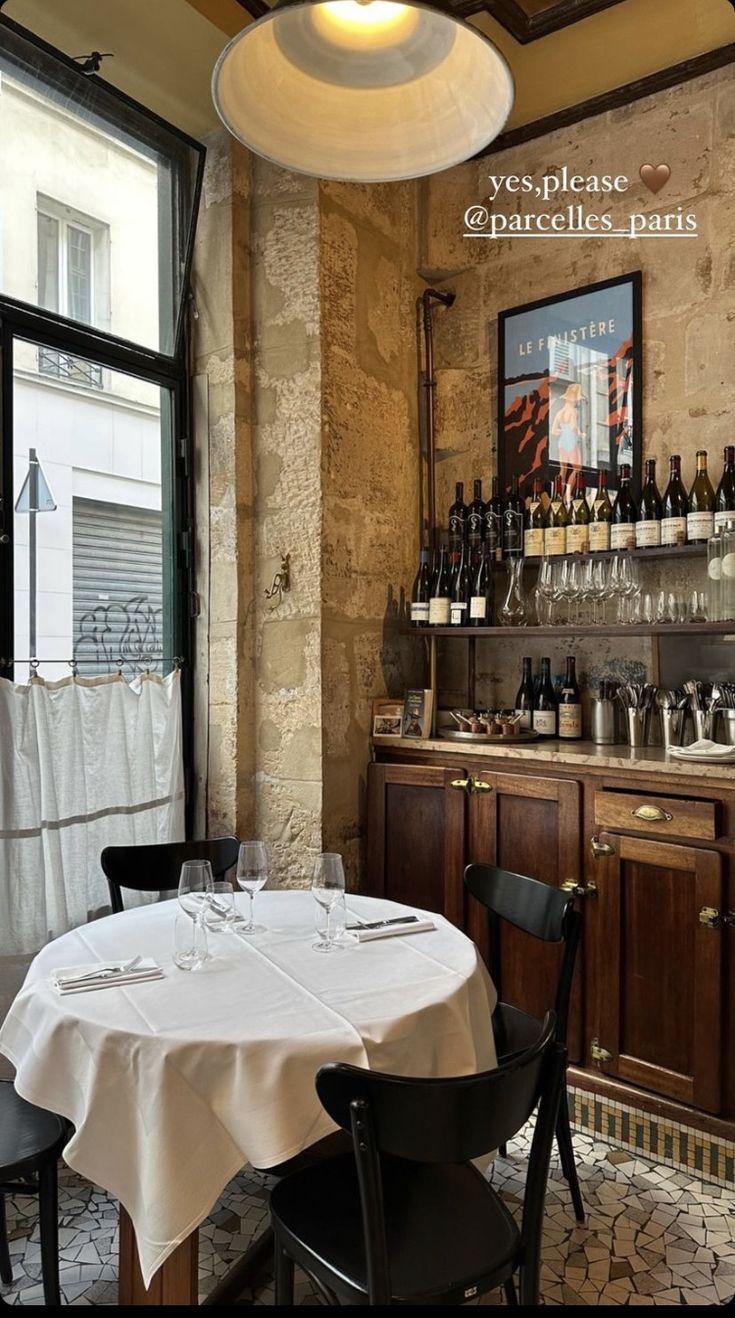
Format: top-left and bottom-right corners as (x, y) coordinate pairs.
(0, 18), (204, 694)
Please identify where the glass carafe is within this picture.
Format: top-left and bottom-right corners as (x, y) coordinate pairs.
(707, 530), (722, 622)
(500, 556), (528, 626)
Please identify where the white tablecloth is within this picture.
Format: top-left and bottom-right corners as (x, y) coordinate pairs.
(0, 890), (496, 1285)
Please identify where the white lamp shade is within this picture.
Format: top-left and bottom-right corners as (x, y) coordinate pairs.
(212, 0), (514, 182)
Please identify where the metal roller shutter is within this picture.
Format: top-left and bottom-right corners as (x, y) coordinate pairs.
(73, 497), (163, 674)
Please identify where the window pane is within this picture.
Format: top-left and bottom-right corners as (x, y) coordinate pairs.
(12, 338), (176, 682)
(0, 24), (202, 355)
(36, 212), (59, 312)
(66, 225), (92, 325)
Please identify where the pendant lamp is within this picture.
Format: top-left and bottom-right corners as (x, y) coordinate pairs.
(212, 0), (514, 182)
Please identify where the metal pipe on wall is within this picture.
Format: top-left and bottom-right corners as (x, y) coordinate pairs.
(421, 287), (455, 550)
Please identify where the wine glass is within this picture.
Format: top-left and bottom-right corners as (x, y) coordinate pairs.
(311, 853), (346, 954)
(236, 841), (268, 934)
(534, 558), (553, 626)
(177, 861), (214, 965)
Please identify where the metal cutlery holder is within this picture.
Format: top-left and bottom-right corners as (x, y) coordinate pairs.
(660, 707), (686, 750)
(626, 708), (652, 749)
(591, 699), (616, 745)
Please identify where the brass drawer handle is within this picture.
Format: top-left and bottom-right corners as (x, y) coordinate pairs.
(451, 778), (471, 793)
(590, 836), (615, 859)
(561, 880), (597, 898)
(450, 776), (493, 795)
(631, 804), (673, 823)
(472, 779), (492, 794)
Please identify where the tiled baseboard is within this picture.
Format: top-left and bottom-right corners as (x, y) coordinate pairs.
(569, 1086), (735, 1189)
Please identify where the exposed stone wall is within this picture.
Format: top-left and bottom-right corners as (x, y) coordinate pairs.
(319, 181), (424, 882)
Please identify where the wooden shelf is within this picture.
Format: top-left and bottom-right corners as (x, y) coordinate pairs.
(409, 622), (735, 639)
(521, 543), (706, 566)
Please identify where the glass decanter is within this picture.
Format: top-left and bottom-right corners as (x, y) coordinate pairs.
(499, 556), (528, 626)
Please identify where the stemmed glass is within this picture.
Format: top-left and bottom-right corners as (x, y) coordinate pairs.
(534, 558), (554, 626)
(236, 841), (268, 935)
(311, 853), (345, 954)
(177, 860), (213, 966)
(588, 557), (608, 625)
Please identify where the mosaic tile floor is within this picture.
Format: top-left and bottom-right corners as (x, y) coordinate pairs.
(3, 1124), (735, 1306)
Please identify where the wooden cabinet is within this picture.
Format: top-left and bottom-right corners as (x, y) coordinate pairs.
(592, 830), (723, 1113)
(367, 746), (735, 1123)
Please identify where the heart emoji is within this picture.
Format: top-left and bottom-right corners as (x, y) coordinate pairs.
(639, 163), (671, 194)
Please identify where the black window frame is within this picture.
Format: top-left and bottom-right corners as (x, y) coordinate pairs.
(0, 16), (206, 821)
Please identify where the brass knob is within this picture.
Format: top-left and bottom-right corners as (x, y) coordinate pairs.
(590, 836), (615, 860)
(561, 880), (597, 898)
(631, 804), (672, 823)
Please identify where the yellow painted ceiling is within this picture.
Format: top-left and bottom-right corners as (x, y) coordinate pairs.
(4, 0), (735, 143)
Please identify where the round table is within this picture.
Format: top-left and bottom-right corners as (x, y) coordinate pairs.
(0, 890), (496, 1297)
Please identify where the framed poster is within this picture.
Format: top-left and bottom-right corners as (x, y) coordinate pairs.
(497, 272), (642, 498)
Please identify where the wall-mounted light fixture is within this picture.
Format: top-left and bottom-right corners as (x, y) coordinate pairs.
(212, 0), (514, 182)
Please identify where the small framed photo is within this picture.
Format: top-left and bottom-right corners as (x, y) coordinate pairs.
(497, 271), (642, 499)
(373, 714), (403, 738)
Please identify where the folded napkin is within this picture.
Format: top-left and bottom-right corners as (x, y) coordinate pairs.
(670, 740), (735, 760)
(52, 959), (164, 995)
(348, 917), (436, 943)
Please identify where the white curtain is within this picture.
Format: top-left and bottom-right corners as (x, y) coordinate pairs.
(0, 669), (184, 963)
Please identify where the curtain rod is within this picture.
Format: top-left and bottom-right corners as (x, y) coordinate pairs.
(0, 657), (185, 670)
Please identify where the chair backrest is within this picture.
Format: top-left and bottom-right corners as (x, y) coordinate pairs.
(100, 836), (240, 913)
(317, 1011), (556, 1166)
(464, 862), (581, 1041)
(316, 1015), (565, 1306)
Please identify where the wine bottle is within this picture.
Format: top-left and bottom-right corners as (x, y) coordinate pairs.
(469, 542), (493, 627)
(450, 544), (471, 626)
(467, 479), (485, 568)
(428, 543), (451, 626)
(566, 472), (590, 554)
(557, 655), (582, 740)
(503, 474), (524, 559)
(661, 454), (689, 547)
(610, 463), (637, 551)
(514, 656), (534, 731)
(484, 477), (503, 563)
(533, 656), (557, 738)
(410, 548), (431, 627)
(715, 445), (735, 530)
(545, 475), (568, 557)
(523, 477), (546, 558)
(636, 458), (663, 548)
(448, 481), (466, 569)
(687, 450), (715, 543)
(589, 469), (612, 552)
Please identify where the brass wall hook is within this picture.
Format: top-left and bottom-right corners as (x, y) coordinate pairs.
(265, 553), (291, 609)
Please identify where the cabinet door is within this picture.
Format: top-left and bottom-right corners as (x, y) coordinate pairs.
(366, 762), (467, 925)
(594, 831), (723, 1113)
(465, 773), (582, 1057)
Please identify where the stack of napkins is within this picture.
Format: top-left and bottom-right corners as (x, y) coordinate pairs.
(346, 916), (436, 943)
(669, 740), (735, 763)
(52, 959), (164, 994)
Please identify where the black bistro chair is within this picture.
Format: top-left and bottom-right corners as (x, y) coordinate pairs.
(0, 1081), (67, 1306)
(100, 836), (240, 913)
(270, 1013), (564, 1307)
(464, 862), (584, 1223)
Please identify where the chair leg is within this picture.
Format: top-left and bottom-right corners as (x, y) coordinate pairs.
(0, 1195), (13, 1286)
(274, 1239), (295, 1306)
(38, 1160), (61, 1307)
(503, 1276), (518, 1305)
(556, 1095), (585, 1224)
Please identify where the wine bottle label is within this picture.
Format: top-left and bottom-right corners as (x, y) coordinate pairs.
(469, 596), (486, 620)
(558, 703), (582, 738)
(610, 524), (636, 551)
(635, 520), (661, 548)
(515, 708), (532, 731)
(545, 526), (566, 556)
(449, 514), (465, 534)
(588, 521), (610, 552)
(566, 524), (589, 554)
(503, 509), (524, 555)
(715, 511), (735, 530)
(468, 512), (483, 537)
(450, 602), (467, 625)
(533, 709), (557, 736)
(660, 516), (687, 546)
(687, 510), (714, 541)
(411, 602), (429, 623)
(429, 597), (450, 625)
(524, 528), (544, 557)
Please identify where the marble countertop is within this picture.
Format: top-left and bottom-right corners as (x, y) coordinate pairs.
(373, 735), (735, 782)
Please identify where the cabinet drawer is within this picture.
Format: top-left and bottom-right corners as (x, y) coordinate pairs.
(594, 790), (717, 841)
